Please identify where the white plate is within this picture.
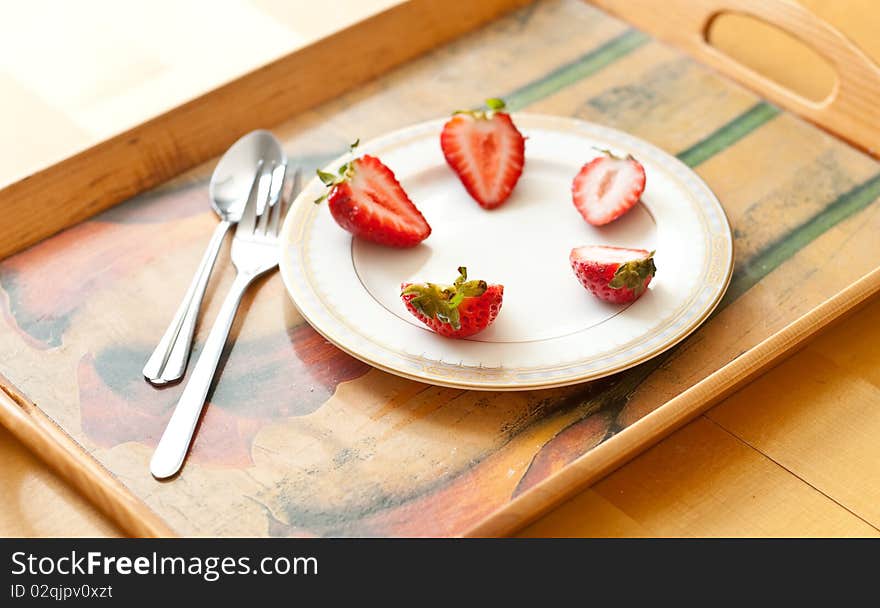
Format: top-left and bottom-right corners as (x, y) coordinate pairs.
(279, 114), (733, 390)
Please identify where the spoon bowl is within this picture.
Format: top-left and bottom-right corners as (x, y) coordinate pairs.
(210, 129), (286, 222)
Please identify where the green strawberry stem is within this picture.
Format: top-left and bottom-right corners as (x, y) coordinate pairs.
(452, 97), (508, 120)
(485, 98), (506, 111)
(608, 251), (656, 296)
(401, 267), (487, 330)
(591, 146), (635, 162)
(314, 139), (361, 204)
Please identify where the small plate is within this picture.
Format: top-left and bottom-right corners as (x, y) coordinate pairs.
(279, 114), (733, 390)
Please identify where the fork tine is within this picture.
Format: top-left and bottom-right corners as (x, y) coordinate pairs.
(271, 167), (301, 237)
(271, 162), (287, 202)
(238, 159), (264, 235)
(261, 162), (287, 235)
(256, 161), (276, 235)
(265, 168), (283, 237)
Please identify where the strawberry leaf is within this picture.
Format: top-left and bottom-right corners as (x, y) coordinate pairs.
(401, 267), (487, 331)
(457, 280), (487, 298)
(317, 169), (337, 185)
(609, 255), (657, 296)
(442, 304), (461, 330)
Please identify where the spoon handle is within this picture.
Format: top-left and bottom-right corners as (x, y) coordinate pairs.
(143, 219), (232, 384)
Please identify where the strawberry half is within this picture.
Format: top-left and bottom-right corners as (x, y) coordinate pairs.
(570, 245), (656, 304)
(316, 147), (431, 248)
(401, 267), (503, 338)
(440, 98), (525, 209)
(572, 149), (646, 225)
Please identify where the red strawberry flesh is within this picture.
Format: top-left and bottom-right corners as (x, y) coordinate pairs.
(441, 104), (525, 209)
(570, 245), (655, 304)
(572, 153), (646, 225)
(327, 155), (430, 248)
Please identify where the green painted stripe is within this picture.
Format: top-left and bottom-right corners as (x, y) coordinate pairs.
(504, 29), (649, 111)
(676, 101), (780, 167)
(724, 172), (880, 304)
(501, 31), (778, 169)
(604, 170), (880, 431)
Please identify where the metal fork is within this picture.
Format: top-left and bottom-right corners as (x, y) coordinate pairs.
(150, 162), (301, 479)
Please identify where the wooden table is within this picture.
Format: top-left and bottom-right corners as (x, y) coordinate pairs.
(1, 0), (878, 537)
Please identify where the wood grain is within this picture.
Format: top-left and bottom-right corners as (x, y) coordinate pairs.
(522, 292), (880, 537)
(0, 381), (171, 537)
(590, 0), (880, 159)
(709, 315), (880, 526)
(519, 417), (880, 537)
(0, 0), (529, 261)
(0, 419), (121, 537)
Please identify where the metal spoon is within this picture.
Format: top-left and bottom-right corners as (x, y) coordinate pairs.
(143, 130), (286, 385)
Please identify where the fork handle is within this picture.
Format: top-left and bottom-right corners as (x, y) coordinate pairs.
(143, 220), (232, 384)
(150, 271), (254, 479)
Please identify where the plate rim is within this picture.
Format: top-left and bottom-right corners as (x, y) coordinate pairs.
(279, 113), (734, 391)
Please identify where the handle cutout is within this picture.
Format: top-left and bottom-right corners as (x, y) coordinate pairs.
(706, 11), (836, 103)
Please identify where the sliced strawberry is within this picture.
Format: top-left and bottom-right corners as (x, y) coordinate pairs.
(570, 245), (655, 304)
(440, 98), (525, 209)
(572, 150), (646, 225)
(317, 151), (431, 248)
(401, 267), (503, 338)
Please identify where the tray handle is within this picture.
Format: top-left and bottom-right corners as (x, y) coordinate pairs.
(591, 0), (880, 158)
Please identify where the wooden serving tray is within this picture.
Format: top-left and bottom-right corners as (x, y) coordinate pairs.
(2, 0), (879, 537)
